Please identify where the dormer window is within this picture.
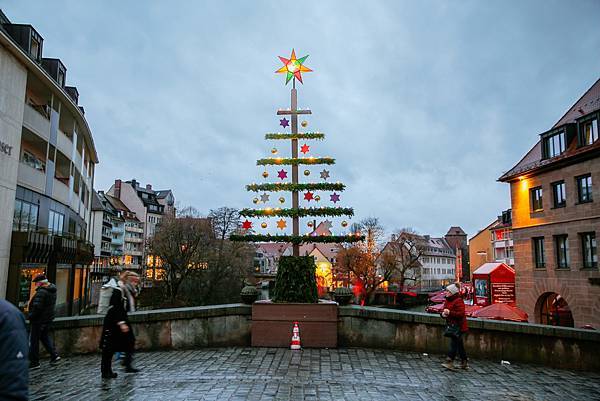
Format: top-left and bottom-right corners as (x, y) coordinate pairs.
(581, 118), (598, 146)
(30, 36), (40, 60)
(542, 131), (565, 159)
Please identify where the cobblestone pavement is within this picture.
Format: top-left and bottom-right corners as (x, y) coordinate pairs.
(30, 347), (600, 401)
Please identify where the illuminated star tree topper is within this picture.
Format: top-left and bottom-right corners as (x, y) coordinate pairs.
(275, 49), (313, 85)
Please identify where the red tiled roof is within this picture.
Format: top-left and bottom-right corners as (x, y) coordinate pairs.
(499, 78), (600, 182)
(553, 78), (600, 128)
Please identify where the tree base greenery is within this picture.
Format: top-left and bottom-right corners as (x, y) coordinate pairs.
(272, 256), (318, 303)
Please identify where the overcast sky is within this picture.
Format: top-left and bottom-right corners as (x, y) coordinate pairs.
(5, 1), (600, 238)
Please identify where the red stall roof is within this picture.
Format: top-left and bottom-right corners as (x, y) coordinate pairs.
(472, 262), (515, 276)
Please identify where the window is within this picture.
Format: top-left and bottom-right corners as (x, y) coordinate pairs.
(21, 149), (46, 172)
(581, 233), (597, 269)
(533, 237), (545, 268)
(48, 210), (64, 235)
(530, 187), (543, 211)
(576, 174), (593, 203)
(554, 235), (569, 269)
(543, 131), (565, 158)
(30, 36), (40, 59)
(551, 181), (566, 208)
(12, 200), (39, 232)
(581, 118), (598, 146)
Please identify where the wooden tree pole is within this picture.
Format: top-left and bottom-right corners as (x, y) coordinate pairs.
(290, 85), (299, 256)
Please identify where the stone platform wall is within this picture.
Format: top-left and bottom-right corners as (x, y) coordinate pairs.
(44, 304), (600, 371)
(338, 306), (600, 371)
(48, 304), (252, 354)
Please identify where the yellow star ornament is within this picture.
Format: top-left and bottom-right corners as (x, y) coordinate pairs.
(276, 219), (287, 230)
(276, 49), (312, 84)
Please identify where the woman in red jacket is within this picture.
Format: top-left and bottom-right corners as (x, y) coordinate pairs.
(441, 283), (469, 370)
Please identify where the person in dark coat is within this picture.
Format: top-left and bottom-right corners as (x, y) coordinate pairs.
(28, 274), (60, 369)
(99, 275), (138, 379)
(0, 300), (29, 400)
(441, 283), (469, 370)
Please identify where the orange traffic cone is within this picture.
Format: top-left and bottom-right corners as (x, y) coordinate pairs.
(290, 321), (301, 350)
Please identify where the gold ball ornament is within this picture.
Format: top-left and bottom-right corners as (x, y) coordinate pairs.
(271, 148), (278, 154)
(262, 171), (269, 178)
(304, 169), (310, 176)
(261, 222), (267, 229)
(314, 195), (321, 202)
(301, 120), (308, 127)
(253, 198), (259, 204)
(279, 197), (285, 204)
(341, 220), (348, 227)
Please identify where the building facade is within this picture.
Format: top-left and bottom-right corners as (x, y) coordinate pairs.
(469, 210), (514, 276)
(419, 236), (457, 291)
(107, 179), (174, 279)
(444, 226), (469, 280)
(0, 10), (98, 316)
(499, 79), (600, 328)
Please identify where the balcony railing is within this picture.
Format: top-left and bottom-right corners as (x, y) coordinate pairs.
(23, 103), (50, 140)
(18, 163), (46, 192)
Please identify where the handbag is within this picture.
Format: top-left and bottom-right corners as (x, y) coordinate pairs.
(443, 324), (460, 338)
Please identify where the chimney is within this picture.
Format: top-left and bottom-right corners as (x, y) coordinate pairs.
(146, 184), (152, 190)
(131, 179), (138, 188)
(114, 179), (121, 199)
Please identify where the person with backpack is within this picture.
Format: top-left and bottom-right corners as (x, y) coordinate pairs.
(97, 267), (122, 315)
(99, 271), (140, 378)
(28, 274), (60, 369)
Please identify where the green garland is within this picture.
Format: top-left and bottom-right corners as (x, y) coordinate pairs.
(257, 157), (335, 166)
(240, 207), (354, 218)
(230, 234), (365, 245)
(246, 183), (346, 192)
(265, 132), (325, 140)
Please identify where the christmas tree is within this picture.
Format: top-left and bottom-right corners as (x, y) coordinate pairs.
(230, 49), (363, 302)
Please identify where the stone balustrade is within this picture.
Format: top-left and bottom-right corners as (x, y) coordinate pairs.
(43, 304), (600, 371)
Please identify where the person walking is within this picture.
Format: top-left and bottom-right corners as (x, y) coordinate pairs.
(0, 300), (29, 400)
(99, 271), (139, 379)
(28, 274), (60, 369)
(441, 283), (469, 370)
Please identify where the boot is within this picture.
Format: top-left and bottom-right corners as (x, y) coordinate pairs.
(102, 372), (118, 379)
(460, 359), (469, 370)
(441, 357), (455, 370)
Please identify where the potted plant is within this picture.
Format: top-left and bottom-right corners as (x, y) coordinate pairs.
(240, 285), (259, 304)
(333, 287), (353, 305)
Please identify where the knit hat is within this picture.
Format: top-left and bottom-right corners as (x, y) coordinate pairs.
(446, 283), (460, 295)
(32, 274), (48, 283)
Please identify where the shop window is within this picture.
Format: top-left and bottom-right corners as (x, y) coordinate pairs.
(538, 293), (574, 327)
(554, 235), (569, 269)
(581, 232), (597, 269)
(13, 199), (39, 232)
(551, 181), (566, 208)
(576, 174), (593, 203)
(530, 187), (543, 212)
(533, 237), (545, 268)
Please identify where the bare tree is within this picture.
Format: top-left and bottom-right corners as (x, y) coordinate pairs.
(379, 228), (426, 292)
(149, 207), (213, 305)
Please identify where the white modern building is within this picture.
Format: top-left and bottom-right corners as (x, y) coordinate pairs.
(0, 10), (98, 315)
